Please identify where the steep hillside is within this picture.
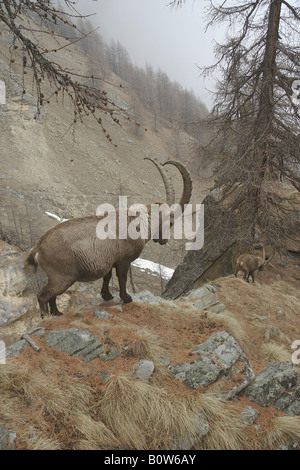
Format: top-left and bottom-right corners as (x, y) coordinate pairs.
(0, 19), (210, 294)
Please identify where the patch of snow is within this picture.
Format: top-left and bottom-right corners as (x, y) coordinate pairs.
(132, 258), (174, 280)
(45, 212), (69, 223)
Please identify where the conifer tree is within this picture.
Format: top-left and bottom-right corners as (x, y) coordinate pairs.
(171, 0), (300, 250)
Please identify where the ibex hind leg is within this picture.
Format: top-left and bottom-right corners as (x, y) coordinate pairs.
(49, 296), (62, 316)
(37, 285), (50, 318)
(37, 277), (74, 318)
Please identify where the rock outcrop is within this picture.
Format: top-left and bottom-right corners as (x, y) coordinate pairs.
(0, 242), (39, 345)
(170, 331), (255, 399)
(243, 362), (300, 415)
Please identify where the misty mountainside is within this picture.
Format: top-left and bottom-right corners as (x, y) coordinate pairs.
(1, 13), (300, 453)
(0, 14), (210, 295)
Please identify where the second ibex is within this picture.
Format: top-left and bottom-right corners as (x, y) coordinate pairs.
(234, 244), (270, 283)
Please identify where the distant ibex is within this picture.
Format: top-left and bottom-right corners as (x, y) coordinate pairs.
(234, 245), (269, 283)
(25, 157), (192, 317)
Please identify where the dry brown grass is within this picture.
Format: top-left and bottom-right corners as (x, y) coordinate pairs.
(0, 359), (116, 449)
(262, 341), (291, 362)
(97, 373), (252, 450)
(125, 327), (166, 360)
(195, 393), (248, 450)
(98, 373), (207, 450)
(24, 432), (61, 450)
(124, 326), (171, 382)
(146, 300), (204, 322)
(207, 310), (246, 347)
(214, 276), (300, 360)
(71, 411), (119, 450)
(263, 416), (300, 449)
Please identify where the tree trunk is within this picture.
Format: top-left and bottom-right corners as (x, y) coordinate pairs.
(252, 0), (282, 214)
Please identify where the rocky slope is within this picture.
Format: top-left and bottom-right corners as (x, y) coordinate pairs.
(0, 240), (299, 450)
(0, 21), (209, 281)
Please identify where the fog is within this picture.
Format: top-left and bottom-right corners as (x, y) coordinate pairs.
(75, 0), (226, 109)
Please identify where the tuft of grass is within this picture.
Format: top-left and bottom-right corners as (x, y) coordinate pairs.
(24, 431), (61, 450)
(128, 328), (166, 362)
(151, 300), (203, 320)
(98, 374), (251, 450)
(195, 393), (248, 450)
(0, 360), (95, 449)
(264, 416), (300, 449)
(262, 342), (291, 362)
(207, 311), (246, 347)
(125, 327), (171, 382)
(98, 373), (206, 450)
(71, 411), (119, 450)
(126, 327), (164, 360)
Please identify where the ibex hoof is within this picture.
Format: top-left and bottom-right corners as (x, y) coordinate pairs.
(101, 292), (114, 301)
(122, 296), (133, 304)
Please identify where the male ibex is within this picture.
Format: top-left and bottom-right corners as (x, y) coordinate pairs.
(234, 245), (269, 283)
(25, 157), (192, 317)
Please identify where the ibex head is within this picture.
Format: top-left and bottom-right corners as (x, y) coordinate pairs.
(144, 157), (193, 245)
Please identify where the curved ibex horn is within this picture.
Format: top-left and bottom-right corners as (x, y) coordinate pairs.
(144, 156), (175, 206)
(163, 160), (193, 209)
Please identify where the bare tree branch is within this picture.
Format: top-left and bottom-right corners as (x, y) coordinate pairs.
(281, 0), (300, 19)
(0, 0), (130, 138)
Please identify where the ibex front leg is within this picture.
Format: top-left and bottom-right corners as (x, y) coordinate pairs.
(116, 261), (133, 303)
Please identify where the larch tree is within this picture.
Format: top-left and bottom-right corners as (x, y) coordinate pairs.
(170, 0), (300, 252)
(0, 0), (129, 139)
